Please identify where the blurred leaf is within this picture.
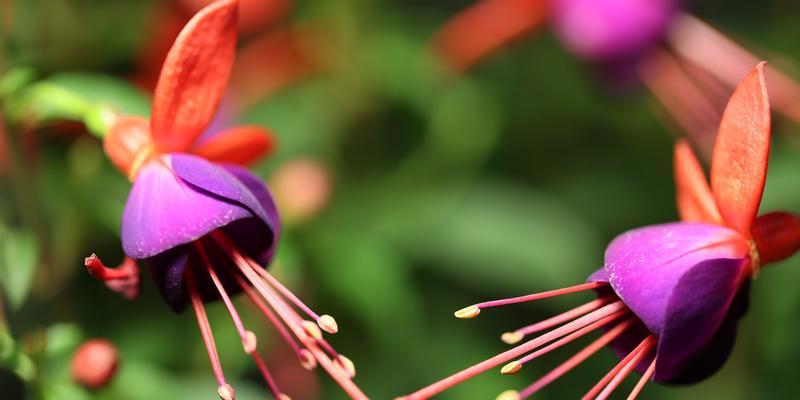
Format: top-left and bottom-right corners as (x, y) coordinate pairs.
(0, 227), (39, 309)
(42, 381), (91, 400)
(0, 68), (36, 98)
(45, 323), (84, 358)
(47, 73), (150, 117)
(392, 179), (603, 293)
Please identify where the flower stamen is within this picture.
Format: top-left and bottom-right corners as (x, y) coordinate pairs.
(583, 335), (656, 400)
(231, 271), (318, 370)
(626, 358), (657, 400)
(503, 296), (614, 344)
(404, 300), (626, 399)
(184, 265), (233, 400)
(515, 317), (637, 399)
(194, 242), (256, 354)
(211, 233), (368, 400)
(252, 264), (339, 334)
(503, 310), (630, 375)
(456, 282), (608, 319)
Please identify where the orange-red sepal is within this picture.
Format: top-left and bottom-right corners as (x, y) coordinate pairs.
(103, 116), (152, 177)
(191, 126), (275, 165)
(432, 0), (548, 72)
(710, 62), (771, 237)
(753, 212), (800, 264)
(150, 0), (239, 153)
(673, 139), (722, 224)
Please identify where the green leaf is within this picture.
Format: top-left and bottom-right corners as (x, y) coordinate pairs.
(47, 73), (150, 117)
(0, 227), (39, 309)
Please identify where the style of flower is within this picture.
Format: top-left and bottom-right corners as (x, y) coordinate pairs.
(431, 0), (800, 156)
(85, 1), (366, 399)
(401, 63), (800, 399)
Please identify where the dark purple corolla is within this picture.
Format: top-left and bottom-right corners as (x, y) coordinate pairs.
(402, 64), (800, 400)
(84, 1), (367, 399)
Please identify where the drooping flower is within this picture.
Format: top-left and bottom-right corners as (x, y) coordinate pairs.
(401, 63), (800, 399)
(431, 0), (800, 157)
(85, 1), (365, 399)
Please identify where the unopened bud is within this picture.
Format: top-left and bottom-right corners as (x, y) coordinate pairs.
(71, 339), (119, 389)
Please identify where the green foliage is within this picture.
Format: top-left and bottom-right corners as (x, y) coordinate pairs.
(0, 227), (38, 310)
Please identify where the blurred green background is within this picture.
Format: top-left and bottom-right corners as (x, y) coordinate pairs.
(3, 0), (800, 399)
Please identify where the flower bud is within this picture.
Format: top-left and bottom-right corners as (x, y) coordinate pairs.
(71, 339), (119, 389)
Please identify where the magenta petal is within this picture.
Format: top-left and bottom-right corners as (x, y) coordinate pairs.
(552, 0), (678, 63)
(601, 222), (749, 380)
(604, 222), (746, 334)
(121, 156), (255, 259)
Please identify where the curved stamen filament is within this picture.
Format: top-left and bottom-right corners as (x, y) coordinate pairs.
(457, 282), (608, 318)
(252, 263), (338, 334)
(194, 243), (253, 351)
(194, 241), (293, 397)
(211, 234), (368, 400)
(403, 300), (626, 400)
(582, 335), (656, 400)
(185, 265), (232, 400)
(517, 317), (637, 398)
(231, 271), (316, 369)
(626, 358), (657, 400)
(506, 296), (614, 343)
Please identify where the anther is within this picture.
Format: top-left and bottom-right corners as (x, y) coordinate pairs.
(501, 361), (522, 375)
(335, 355), (356, 378)
(217, 383), (235, 400)
(454, 305), (480, 319)
(496, 390), (520, 400)
(501, 331), (523, 345)
(243, 331), (258, 354)
(299, 349), (317, 370)
(302, 320), (323, 340)
(318, 315), (339, 334)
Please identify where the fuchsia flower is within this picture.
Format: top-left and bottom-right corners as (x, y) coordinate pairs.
(87, 1), (366, 399)
(431, 0), (800, 156)
(402, 63), (800, 400)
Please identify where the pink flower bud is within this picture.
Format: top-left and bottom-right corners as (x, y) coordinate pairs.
(71, 339), (119, 389)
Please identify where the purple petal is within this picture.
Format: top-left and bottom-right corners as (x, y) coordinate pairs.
(601, 222), (750, 381)
(552, 0), (679, 63)
(604, 222), (747, 334)
(171, 153), (272, 227)
(663, 281), (750, 383)
(221, 163), (281, 264)
(655, 257), (746, 380)
(122, 156), (255, 259)
(145, 246), (190, 312)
